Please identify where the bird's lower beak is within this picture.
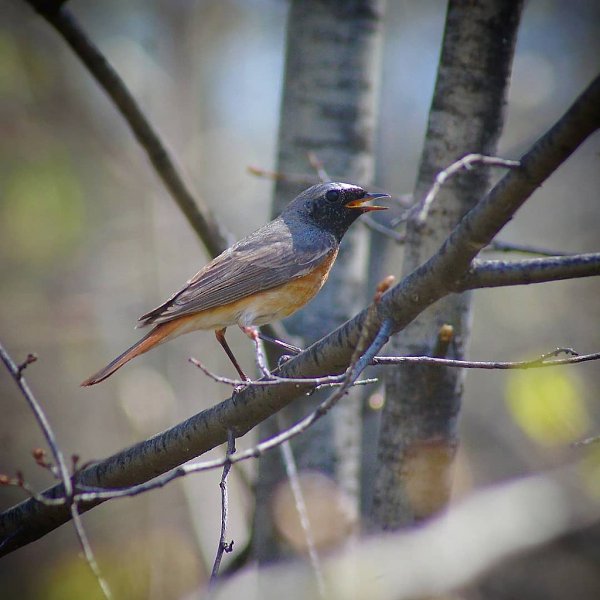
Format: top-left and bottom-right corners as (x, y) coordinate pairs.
(346, 192), (390, 212)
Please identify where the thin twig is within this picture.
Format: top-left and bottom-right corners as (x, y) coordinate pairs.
(189, 357), (376, 388)
(307, 151), (331, 183)
(210, 431), (236, 586)
(23, 0), (229, 257)
(247, 165), (317, 187)
(279, 434), (325, 598)
(414, 154), (520, 226)
(0, 342), (112, 599)
(0, 475), (67, 507)
(16, 353), (38, 377)
(373, 348), (600, 369)
(70, 503), (113, 600)
(571, 435), (600, 448)
(361, 214), (407, 242)
(0, 349), (72, 487)
(307, 378), (377, 393)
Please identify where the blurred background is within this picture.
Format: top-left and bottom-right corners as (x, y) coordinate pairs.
(1, 0), (599, 597)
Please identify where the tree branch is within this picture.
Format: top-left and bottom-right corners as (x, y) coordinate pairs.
(23, 0), (230, 257)
(412, 154), (520, 225)
(454, 253), (600, 290)
(450, 77), (598, 269)
(6, 347), (596, 509)
(1, 72), (599, 555)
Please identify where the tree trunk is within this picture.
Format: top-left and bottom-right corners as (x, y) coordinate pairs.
(371, 0), (524, 529)
(254, 0), (385, 562)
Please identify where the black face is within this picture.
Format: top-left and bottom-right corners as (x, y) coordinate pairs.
(286, 182), (388, 241)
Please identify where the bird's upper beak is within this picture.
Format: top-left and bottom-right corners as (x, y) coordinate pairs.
(346, 192), (390, 212)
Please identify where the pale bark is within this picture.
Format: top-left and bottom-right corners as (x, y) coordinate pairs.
(254, 0), (385, 562)
(371, 0), (525, 528)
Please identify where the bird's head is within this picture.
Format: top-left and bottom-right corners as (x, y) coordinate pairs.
(285, 182), (389, 241)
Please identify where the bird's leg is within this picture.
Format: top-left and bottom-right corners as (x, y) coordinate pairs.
(239, 325), (258, 338)
(239, 326), (272, 379)
(215, 328), (248, 381)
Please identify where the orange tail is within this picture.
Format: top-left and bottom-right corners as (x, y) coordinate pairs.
(81, 323), (177, 387)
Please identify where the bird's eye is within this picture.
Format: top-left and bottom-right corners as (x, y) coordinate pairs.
(325, 189), (340, 203)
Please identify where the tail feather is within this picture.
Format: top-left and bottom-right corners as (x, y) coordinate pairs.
(81, 324), (173, 387)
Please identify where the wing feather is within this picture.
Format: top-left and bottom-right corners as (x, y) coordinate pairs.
(138, 218), (335, 326)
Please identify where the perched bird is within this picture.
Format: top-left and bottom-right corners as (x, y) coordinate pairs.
(81, 182), (388, 386)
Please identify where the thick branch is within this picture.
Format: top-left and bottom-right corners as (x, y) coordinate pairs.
(455, 253), (600, 290)
(23, 0), (230, 257)
(1, 73), (599, 556)
(6, 349), (597, 508)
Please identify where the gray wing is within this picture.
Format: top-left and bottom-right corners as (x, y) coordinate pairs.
(138, 219), (335, 326)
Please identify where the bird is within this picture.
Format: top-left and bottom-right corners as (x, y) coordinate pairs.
(81, 182), (389, 386)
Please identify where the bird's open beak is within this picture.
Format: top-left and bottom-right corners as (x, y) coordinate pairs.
(346, 192), (390, 212)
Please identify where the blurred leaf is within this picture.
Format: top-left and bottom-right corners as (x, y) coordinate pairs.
(505, 367), (588, 446)
(2, 153), (84, 267)
(36, 527), (202, 600)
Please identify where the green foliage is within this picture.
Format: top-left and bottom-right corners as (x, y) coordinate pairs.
(505, 367), (589, 446)
(2, 154), (85, 268)
(35, 528), (202, 600)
